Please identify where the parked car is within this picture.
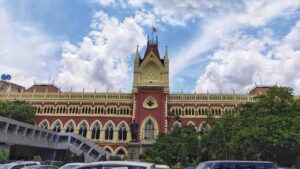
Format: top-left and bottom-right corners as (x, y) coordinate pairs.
(155, 165), (170, 169)
(21, 165), (58, 169)
(77, 161), (155, 169)
(196, 161), (278, 169)
(0, 161), (41, 169)
(59, 163), (83, 169)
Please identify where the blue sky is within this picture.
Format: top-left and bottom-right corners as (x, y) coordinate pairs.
(1, 0), (300, 94)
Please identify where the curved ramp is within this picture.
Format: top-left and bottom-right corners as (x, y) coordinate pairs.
(0, 116), (108, 162)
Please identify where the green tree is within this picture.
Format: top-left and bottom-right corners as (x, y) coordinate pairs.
(77, 153), (85, 162)
(33, 155), (42, 162)
(63, 149), (73, 164)
(201, 87), (300, 166)
(0, 100), (35, 124)
(0, 149), (9, 164)
(140, 125), (201, 167)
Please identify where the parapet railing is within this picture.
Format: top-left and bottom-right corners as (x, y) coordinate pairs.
(0, 92), (134, 103)
(168, 93), (255, 103)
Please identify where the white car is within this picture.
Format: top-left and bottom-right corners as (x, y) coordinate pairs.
(59, 163), (84, 169)
(155, 165), (170, 169)
(0, 161), (41, 169)
(77, 161), (155, 169)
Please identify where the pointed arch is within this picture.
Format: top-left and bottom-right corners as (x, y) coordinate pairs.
(187, 121), (196, 126)
(103, 146), (113, 154)
(90, 120), (102, 140)
(77, 121), (88, 138)
(90, 120), (103, 130)
(63, 119), (76, 130)
(117, 121), (129, 141)
(64, 120), (76, 133)
(199, 121), (211, 134)
(140, 115), (159, 140)
(140, 55), (165, 71)
(76, 120), (90, 130)
(103, 120), (116, 129)
(38, 119), (50, 129)
(172, 121), (182, 127)
(51, 119), (63, 129)
(104, 120), (116, 141)
(114, 146), (128, 156)
(116, 121), (129, 130)
(51, 119), (63, 132)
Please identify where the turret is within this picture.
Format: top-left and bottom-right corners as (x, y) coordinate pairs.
(134, 45), (140, 67)
(164, 46), (169, 65)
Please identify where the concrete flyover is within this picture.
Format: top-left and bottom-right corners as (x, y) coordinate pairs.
(0, 116), (108, 162)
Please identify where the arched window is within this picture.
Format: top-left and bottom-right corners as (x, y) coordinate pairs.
(41, 121), (48, 129)
(91, 122), (101, 139)
(105, 123), (114, 140)
(200, 122), (209, 135)
(66, 122), (74, 133)
(79, 122), (88, 137)
(118, 123), (127, 141)
(53, 122), (61, 132)
(105, 147), (112, 154)
(144, 119), (155, 140)
(116, 149), (126, 156)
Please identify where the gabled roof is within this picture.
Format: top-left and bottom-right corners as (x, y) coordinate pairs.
(25, 84), (60, 93)
(249, 86), (271, 95)
(143, 43), (160, 60)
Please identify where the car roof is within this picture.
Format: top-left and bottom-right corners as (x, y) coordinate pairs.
(63, 164), (84, 166)
(202, 161), (274, 164)
(155, 165), (170, 168)
(84, 161), (154, 167)
(9, 161), (40, 165)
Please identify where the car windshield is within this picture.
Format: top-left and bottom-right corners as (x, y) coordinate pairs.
(21, 165), (39, 169)
(60, 165), (81, 169)
(0, 164), (13, 169)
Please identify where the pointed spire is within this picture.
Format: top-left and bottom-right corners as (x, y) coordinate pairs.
(147, 35), (149, 45)
(164, 46), (169, 65)
(164, 46), (168, 59)
(135, 45), (140, 62)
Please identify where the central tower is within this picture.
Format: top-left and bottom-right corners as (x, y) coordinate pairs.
(132, 37), (169, 142)
(132, 38), (169, 93)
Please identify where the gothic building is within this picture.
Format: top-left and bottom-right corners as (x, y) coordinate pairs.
(0, 38), (267, 158)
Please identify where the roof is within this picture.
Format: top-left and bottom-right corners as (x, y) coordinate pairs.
(201, 160), (274, 163)
(143, 43), (160, 60)
(85, 161), (154, 167)
(249, 86), (272, 95)
(0, 80), (25, 89)
(25, 84), (60, 93)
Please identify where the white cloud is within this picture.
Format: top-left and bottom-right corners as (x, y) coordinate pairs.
(0, 8), (59, 88)
(133, 10), (157, 27)
(195, 22), (300, 94)
(284, 20), (300, 49)
(170, 0), (300, 79)
(57, 11), (146, 92)
(100, 0), (227, 26)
